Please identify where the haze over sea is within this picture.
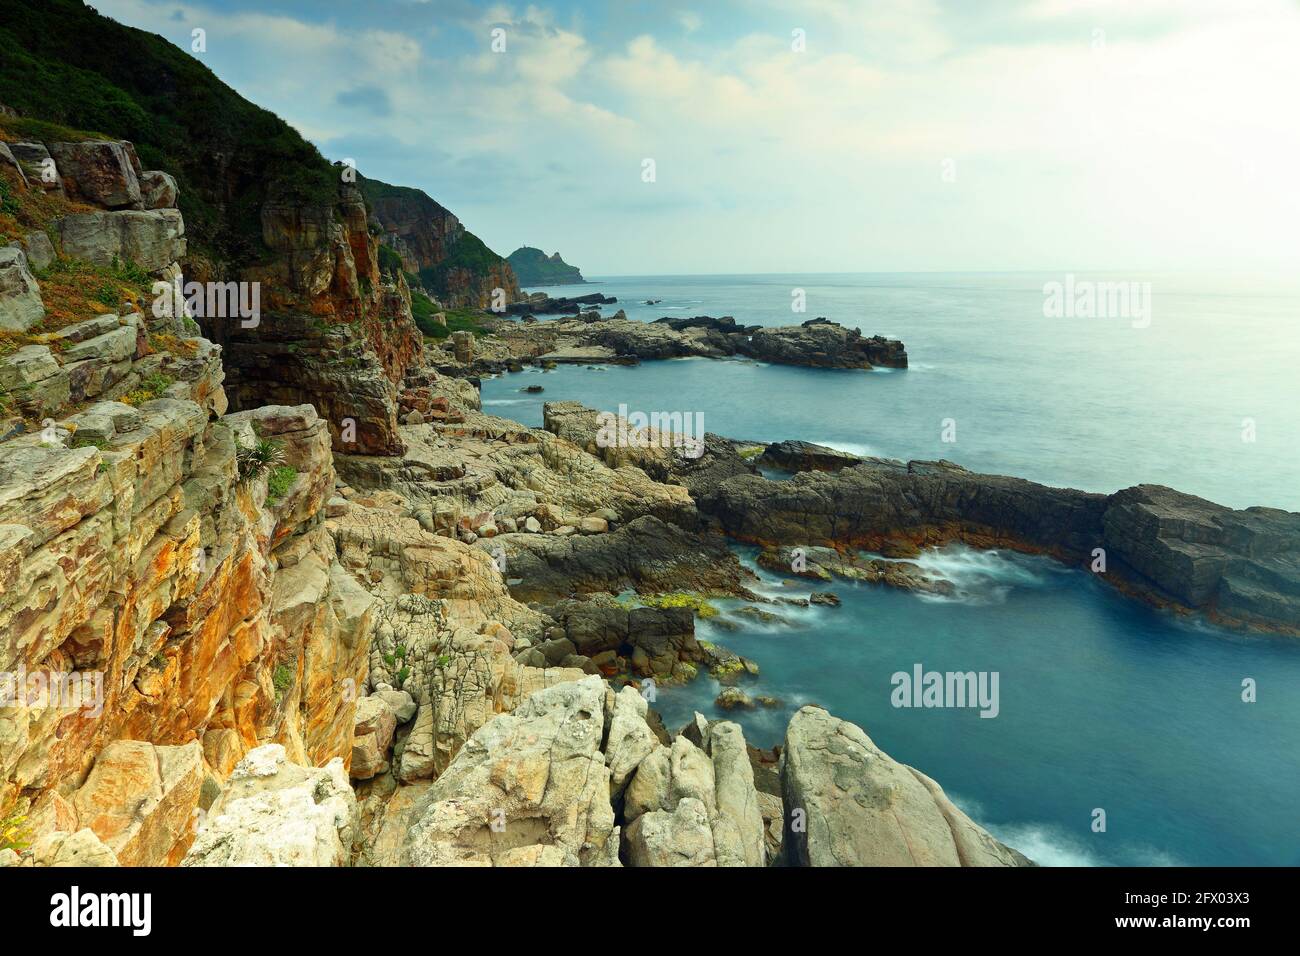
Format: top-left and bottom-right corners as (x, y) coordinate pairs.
(481, 272), (1300, 867)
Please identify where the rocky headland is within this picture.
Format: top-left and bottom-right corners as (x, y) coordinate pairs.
(433, 307), (909, 376)
(506, 246), (586, 286)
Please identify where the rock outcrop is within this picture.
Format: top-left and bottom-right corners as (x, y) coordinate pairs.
(434, 311), (905, 377)
(781, 706), (1032, 867)
(506, 246), (586, 286)
(703, 458), (1300, 634)
(1101, 484), (1300, 634)
(758, 439), (863, 473)
(0, 246), (44, 332)
(0, 159), (376, 863)
(747, 318), (908, 369)
(400, 676), (621, 866)
(183, 744), (358, 867)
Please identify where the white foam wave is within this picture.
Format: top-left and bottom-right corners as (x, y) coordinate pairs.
(806, 439), (878, 458)
(909, 545), (1059, 605)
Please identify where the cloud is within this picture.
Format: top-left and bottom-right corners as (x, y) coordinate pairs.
(335, 86), (393, 116)
(92, 0), (1300, 275)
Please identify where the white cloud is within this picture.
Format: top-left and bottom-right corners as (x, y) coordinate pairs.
(92, 0), (1300, 274)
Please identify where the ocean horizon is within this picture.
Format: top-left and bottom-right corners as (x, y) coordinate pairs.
(483, 270), (1300, 866)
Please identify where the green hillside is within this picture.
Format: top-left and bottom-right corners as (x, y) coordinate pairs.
(507, 246), (585, 286)
(0, 0), (343, 265)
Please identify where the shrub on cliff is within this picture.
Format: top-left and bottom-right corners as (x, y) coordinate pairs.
(236, 437), (284, 481)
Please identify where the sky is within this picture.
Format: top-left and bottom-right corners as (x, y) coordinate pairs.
(95, 0), (1300, 276)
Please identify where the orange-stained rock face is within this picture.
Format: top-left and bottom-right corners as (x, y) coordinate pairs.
(69, 739), (204, 867)
(0, 393), (375, 829)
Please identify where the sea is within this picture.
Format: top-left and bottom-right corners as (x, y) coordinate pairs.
(480, 272), (1300, 866)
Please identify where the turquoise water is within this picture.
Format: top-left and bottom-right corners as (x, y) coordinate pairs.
(481, 273), (1300, 866)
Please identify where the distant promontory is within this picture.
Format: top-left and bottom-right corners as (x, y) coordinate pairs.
(507, 246), (586, 286)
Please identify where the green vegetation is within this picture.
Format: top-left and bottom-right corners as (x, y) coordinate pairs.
(273, 664), (293, 694)
(0, 256), (156, 359)
(0, 177), (19, 217)
(415, 230), (505, 305)
(1, 809), (31, 853)
(623, 592), (721, 619)
(0, 0), (339, 266)
(507, 246), (585, 286)
(236, 437), (284, 482)
(377, 243), (404, 276)
(410, 290), (492, 341)
(266, 465), (298, 501)
(121, 371), (174, 406)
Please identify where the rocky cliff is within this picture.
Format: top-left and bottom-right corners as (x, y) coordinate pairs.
(360, 175), (521, 310)
(0, 138), (377, 864)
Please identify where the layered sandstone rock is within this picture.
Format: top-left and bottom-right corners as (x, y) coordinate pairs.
(1102, 484), (1300, 633)
(0, 163), (378, 857)
(69, 739), (203, 866)
(54, 208), (186, 271)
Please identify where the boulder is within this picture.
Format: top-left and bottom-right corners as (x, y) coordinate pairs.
(0, 245), (44, 332)
(59, 323), (136, 365)
(758, 439), (862, 473)
(624, 797), (716, 867)
(54, 208), (185, 272)
(622, 729), (765, 867)
(71, 739), (204, 867)
(716, 686), (755, 710)
(19, 232), (56, 271)
(183, 744), (359, 867)
(401, 676), (620, 866)
(8, 142), (61, 191)
(26, 829), (119, 867)
(708, 721), (767, 867)
(139, 170), (178, 209)
(781, 706), (1033, 867)
(350, 695), (398, 780)
(46, 140), (143, 209)
(604, 684), (660, 797)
